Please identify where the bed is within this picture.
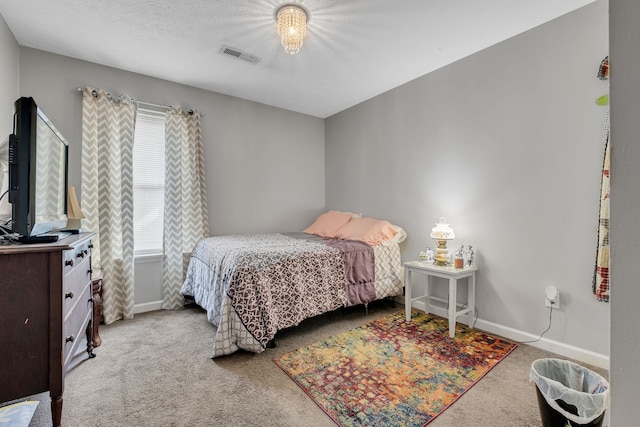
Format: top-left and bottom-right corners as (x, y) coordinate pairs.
(180, 212), (405, 358)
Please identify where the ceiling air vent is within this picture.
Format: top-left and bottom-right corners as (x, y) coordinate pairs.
(219, 45), (261, 64)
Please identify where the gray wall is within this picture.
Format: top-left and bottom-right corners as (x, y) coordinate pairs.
(326, 1), (609, 362)
(0, 14), (19, 217)
(0, 13), (18, 135)
(610, 0), (640, 423)
(17, 48), (326, 308)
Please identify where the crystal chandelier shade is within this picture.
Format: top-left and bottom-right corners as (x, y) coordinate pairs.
(276, 5), (308, 54)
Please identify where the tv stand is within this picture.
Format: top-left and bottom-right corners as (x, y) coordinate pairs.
(0, 232), (97, 426)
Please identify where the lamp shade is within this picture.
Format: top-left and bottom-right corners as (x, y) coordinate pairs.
(430, 217), (454, 240)
(67, 186), (84, 220)
(64, 186), (85, 232)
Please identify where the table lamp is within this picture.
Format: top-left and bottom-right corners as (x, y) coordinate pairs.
(430, 217), (455, 265)
(64, 186), (84, 234)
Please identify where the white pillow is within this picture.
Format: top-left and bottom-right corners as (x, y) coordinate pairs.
(339, 210), (362, 219)
(380, 225), (407, 246)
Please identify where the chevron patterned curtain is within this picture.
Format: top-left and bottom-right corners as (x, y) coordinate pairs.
(81, 87), (136, 324)
(162, 108), (209, 309)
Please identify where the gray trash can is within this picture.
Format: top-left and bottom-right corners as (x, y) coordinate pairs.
(530, 358), (610, 427)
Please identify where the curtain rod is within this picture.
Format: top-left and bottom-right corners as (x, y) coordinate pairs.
(75, 87), (205, 116)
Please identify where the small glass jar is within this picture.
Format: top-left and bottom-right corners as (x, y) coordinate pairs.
(454, 245), (464, 268)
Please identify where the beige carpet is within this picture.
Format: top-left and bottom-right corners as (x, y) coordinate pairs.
(20, 301), (608, 426)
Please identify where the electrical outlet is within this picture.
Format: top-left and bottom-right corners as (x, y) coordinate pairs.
(545, 286), (560, 309)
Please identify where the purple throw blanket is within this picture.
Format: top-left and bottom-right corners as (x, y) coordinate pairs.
(320, 237), (376, 305)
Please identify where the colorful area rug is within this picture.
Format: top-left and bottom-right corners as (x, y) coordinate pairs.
(274, 311), (517, 427)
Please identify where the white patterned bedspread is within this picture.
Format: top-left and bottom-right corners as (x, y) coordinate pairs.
(180, 232), (402, 357)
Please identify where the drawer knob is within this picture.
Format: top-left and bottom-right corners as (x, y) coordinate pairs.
(87, 269), (93, 275)
(65, 259), (74, 267)
(65, 335), (75, 343)
(88, 243), (94, 249)
(65, 292), (74, 299)
(77, 251), (85, 259)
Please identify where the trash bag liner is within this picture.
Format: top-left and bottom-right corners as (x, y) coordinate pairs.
(530, 358), (610, 425)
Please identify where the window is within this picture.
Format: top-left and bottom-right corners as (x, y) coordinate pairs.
(133, 109), (165, 255)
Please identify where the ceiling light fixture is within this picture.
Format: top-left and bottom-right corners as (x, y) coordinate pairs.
(276, 4), (308, 54)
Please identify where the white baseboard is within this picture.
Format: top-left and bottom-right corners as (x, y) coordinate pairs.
(474, 317), (610, 370)
(134, 300), (163, 314)
(408, 299), (610, 370)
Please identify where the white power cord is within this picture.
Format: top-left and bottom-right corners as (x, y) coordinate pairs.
(518, 304), (553, 344)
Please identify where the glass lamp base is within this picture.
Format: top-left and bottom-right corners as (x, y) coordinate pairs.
(434, 239), (450, 265)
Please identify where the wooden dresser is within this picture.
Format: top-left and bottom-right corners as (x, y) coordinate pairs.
(0, 232), (96, 427)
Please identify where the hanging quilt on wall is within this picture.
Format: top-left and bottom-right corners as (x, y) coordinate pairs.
(593, 110), (610, 302)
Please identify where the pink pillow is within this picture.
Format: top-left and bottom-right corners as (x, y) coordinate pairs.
(304, 210), (353, 238)
(335, 217), (398, 246)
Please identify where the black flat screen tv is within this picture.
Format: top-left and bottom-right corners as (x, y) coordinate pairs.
(8, 97), (68, 242)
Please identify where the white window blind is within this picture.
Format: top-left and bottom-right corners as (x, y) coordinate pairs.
(133, 109), (165, 255)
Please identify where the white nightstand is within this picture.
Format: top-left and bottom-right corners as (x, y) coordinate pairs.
(404, 260), (478, 338)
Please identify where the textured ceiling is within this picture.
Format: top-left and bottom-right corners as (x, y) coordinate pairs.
(0, 0), (596, 118)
